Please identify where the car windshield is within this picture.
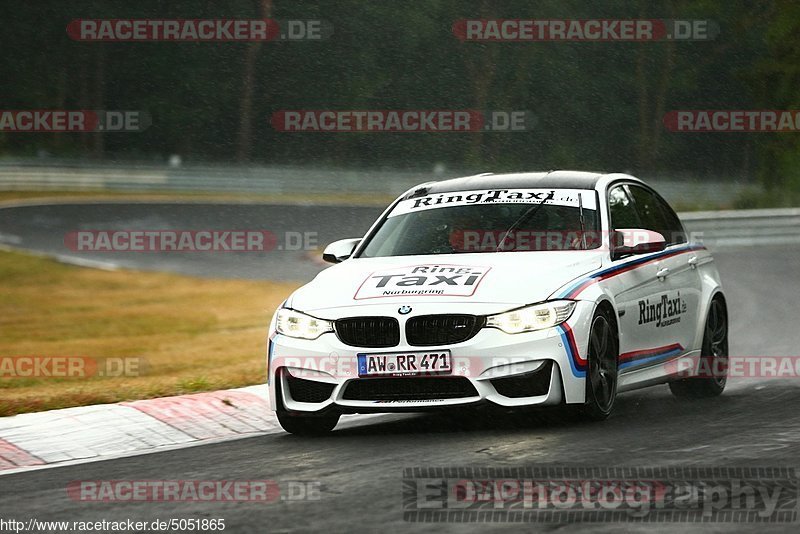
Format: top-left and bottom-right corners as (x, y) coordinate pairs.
(358, 188), (601, 257)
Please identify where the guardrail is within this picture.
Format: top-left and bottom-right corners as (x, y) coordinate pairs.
(0, 163), (446, 197)
(0, 162), (755, 207)
(681, 208), (800, 248)
(2, 162), (792, 248)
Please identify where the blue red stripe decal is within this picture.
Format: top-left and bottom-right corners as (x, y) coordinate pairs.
(618, 343), (684, 371)
(563, 332), (684, 376)
(554, 244), (705, 300)
(558, 323), (587, 377)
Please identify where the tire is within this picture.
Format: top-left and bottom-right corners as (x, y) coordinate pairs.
(277, 410), (339, 436)
(669, 296), (728, 399)
(576, 306), (619, 421)
(275, 373), (339, 435)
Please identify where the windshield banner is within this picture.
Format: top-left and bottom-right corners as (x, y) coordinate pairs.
(389, 189), (597, 217)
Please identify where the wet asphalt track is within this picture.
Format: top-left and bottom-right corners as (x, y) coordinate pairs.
(1, 202), (800, 533)
(0, 202), (384, 280)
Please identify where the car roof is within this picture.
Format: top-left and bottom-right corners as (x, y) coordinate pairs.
(410, 170), (626, 197)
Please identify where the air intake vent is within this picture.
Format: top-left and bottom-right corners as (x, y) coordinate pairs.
(342, 376), (478, 401)
(490, 361), (553, 398)
(286, 374), (336, 403)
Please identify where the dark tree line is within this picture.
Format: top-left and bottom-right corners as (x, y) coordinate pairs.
(1, 0), (798, 200)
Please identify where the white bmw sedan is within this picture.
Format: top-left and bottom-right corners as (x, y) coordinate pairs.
(267, 171), (728, 434)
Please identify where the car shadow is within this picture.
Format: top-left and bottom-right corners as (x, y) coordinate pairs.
(316, 385), (767, 438)
(321, 385), (738, 439)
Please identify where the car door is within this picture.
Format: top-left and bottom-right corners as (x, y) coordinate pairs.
(626, 184), (702, 362)
(604, 184), (675, 373)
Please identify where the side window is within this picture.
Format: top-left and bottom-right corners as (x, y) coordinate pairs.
(608, 185), (640, 229)
(654, 195), (687, 245)
(627, 185), (684, 245)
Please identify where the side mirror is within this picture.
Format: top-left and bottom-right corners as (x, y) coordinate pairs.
(610, 229), (666, 260)
(322, 238), (361, 264)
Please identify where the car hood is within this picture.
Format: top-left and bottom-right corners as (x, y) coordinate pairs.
(289, 252), (604, 314)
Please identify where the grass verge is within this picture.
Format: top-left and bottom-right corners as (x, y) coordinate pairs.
(0, 249), (301, 416)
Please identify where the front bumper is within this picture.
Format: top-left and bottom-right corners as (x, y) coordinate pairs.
(267, 301), (594, 414)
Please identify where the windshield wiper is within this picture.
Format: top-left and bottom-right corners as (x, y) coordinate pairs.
(495, 190), (555, 252)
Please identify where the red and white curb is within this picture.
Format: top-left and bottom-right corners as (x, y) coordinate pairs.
(0, 385), (281, 474)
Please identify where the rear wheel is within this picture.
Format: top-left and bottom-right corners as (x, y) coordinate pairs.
(669, 296), (728, 398)
(577, 307), (619, 421)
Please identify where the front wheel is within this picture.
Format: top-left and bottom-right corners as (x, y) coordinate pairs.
(277, 410), (339, 436)
(576, 307), (619, 421)
(669, 296), (728, 399)
(275, 374), (340, 435)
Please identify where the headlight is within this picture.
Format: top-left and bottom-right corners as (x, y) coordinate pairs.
(485, 300), (577, 334)
(275, 308), (333, 340)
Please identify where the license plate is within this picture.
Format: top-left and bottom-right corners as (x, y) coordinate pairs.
(357, 351), (452, 377)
